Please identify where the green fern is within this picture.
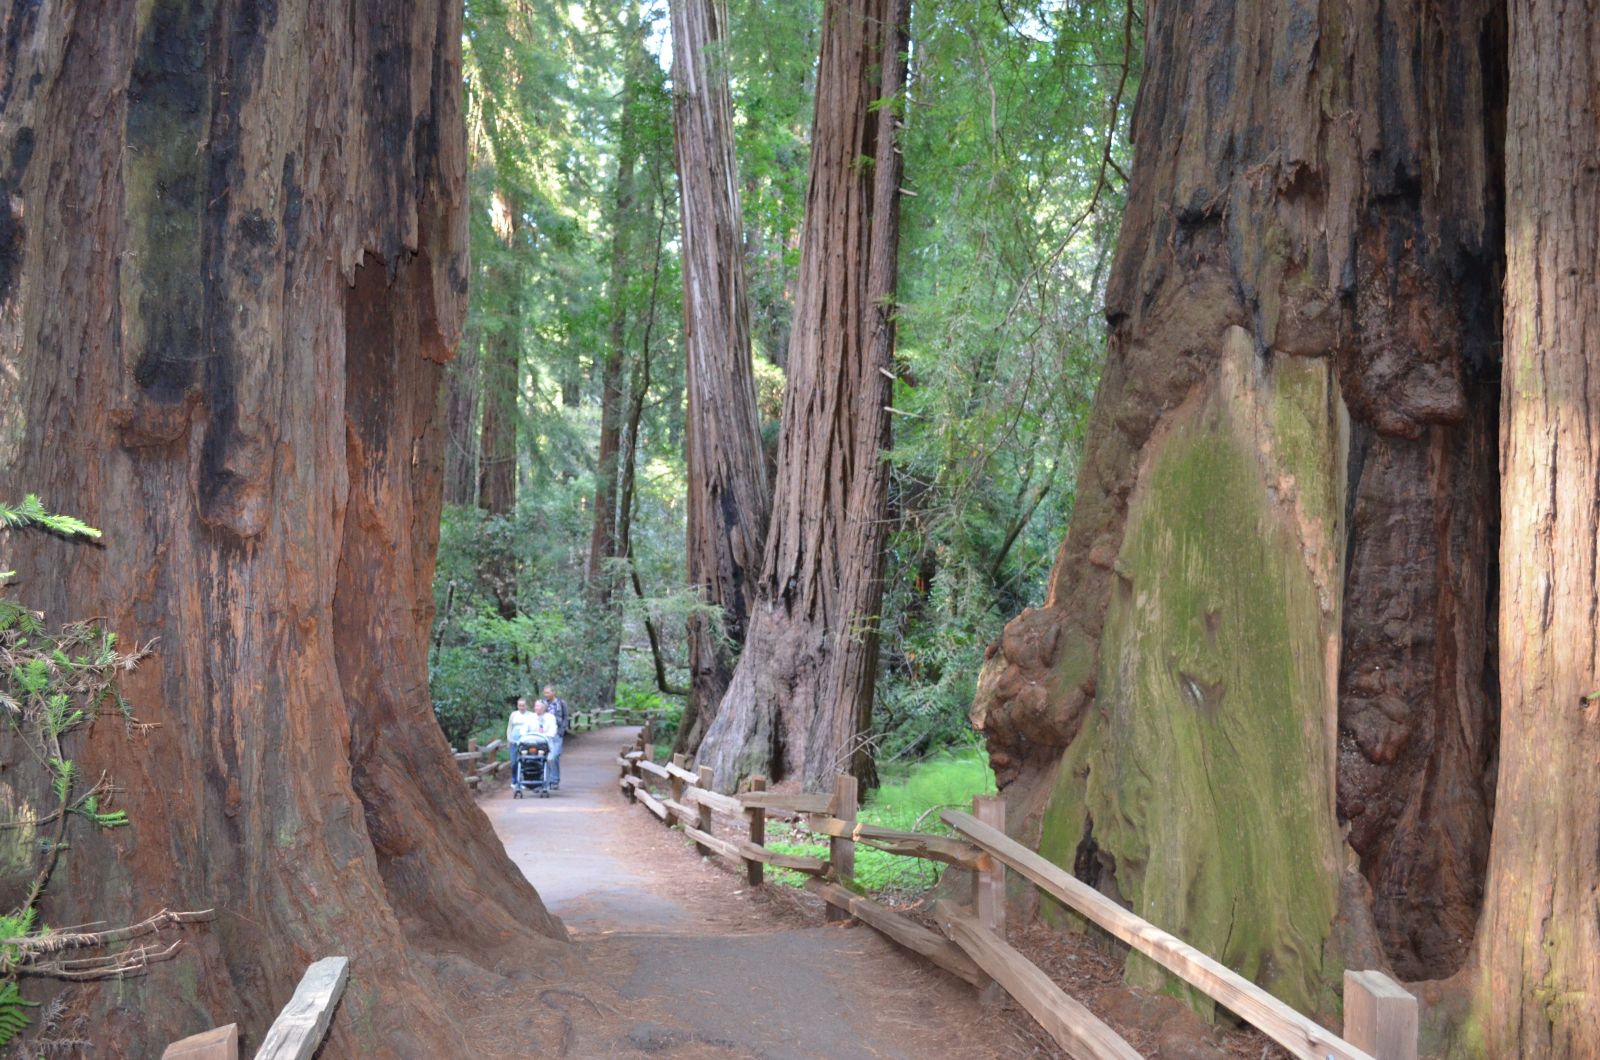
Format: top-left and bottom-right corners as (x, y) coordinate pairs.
(0, 980), (35, 1044)
(0, 495), (100, 541)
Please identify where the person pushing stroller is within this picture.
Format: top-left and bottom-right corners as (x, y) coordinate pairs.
(506, 696), (556, 797)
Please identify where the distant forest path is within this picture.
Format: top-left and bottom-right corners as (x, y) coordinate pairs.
(480, 727), (1035, 1059)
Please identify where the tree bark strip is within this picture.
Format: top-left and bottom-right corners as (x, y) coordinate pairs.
(1470, 0), (1600, 1051)
(0, 1), (563, 1052)
(670, 0), (771, 750)
(697, 0), (909, 791)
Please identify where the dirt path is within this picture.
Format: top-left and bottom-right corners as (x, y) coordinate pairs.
(481, 727), (1048, 1059)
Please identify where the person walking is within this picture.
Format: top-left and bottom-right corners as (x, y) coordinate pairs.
(506, 696), (540, 792)
(538, 685), (568, 790)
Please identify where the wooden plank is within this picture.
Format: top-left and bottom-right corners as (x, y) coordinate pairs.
(681, 822), (742, 862)
(805, 816), (990, 869)
(624, 750), (644, 760)
(662, 798), (697, 825)
(745, 776), (767, 886)
(828, 774), (858, 923)
(804, 881), (987, 988)
(481, 739), (504, 754)
(694, 766), (715, 857)
(637, 759), (671, 780)
(943, 810), (1373, 1060)
(933, 902), (1141, 1060)
(637, 787), (669, 821)
(739, 791), (834, 813)
(665, 761), (700, 784)
(162, 1023), (239, 1060)
(739, 841), (827, 874)
(253, 956), (350, 1060)
(1342, 971), (1418, 1060)
(453, 751), (482, 762)
(686, 785), (743, 817)
(616, 756), (637, 768)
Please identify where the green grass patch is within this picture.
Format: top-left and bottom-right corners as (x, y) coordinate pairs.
(761, 748), (996, 895)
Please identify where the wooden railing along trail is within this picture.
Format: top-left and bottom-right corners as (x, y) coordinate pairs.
(617, 735), (1419, 1060)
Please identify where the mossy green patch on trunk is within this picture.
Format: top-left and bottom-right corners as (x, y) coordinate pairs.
(1036, 329), (1346, 1020)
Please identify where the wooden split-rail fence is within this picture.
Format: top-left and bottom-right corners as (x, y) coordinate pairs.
(617, 737), (1419, 1060)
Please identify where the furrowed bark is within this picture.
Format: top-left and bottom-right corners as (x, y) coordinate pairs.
(670, 0), (771, 751)
(974, 0), (1504, 1018)
(0, 1), (564, 1053)
(1466, 1), (1600, 1053)
(697, 0), (908, 792)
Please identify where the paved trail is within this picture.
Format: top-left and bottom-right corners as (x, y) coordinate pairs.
(483, 727), (1035, 1060)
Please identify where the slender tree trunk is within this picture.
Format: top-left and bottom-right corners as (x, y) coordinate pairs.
(972, 0), (1504, 1018)
(697, 0), (908, 792)
(670, 0), (772, 751)
(0, 1), (563, 1053)
(585, 19), (648, 712)
(477, 188), (521, 617)
(1468, 2), (1600, 1052)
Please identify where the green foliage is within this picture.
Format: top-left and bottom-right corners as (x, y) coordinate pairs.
(0, 500), (148, 1045)
(765, 748), (996, 895)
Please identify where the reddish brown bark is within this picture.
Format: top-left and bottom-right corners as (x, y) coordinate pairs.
(1467, 1), (1600, 1052)
(696, 0), (908, 792)
(972, 0), (1504, 1010)
(670, 0), (771, 750)
(0, 1), (561, 1053)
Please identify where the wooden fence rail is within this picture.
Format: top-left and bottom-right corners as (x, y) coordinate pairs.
(617, 732), (1418, 1060)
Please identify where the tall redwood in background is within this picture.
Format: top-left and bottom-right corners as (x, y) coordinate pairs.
(0, 1), (563, 1053)
(697, 0), (909, 791)
(670, 0), (771, 750)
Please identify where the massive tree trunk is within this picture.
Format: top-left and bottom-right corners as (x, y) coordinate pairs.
(478, 188), (521, 616)
(696, 0), (908, 792)
(973, 0), (1504, 1019)
(584, 17), (648, 713)
(1467, 2), (1600, 1052)
(670, 0), (771, 751)
(0, 2), (563, 1053)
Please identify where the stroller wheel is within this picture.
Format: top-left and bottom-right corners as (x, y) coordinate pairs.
(513, 789), (522, 799)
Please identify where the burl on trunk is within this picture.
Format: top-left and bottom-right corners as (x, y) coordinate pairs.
(0, 1), (563, 1054)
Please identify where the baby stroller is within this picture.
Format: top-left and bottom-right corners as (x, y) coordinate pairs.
(512, 737), (552, 798)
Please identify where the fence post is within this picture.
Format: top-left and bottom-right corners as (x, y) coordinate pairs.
(1342, 970), (1418, 1060)
(695, 765), (715, 856)
(620, 744), (636, 803)
(827, 772), (859, 922)
(669, 753), (688, 822)
(745, 775), (767, 886)
(973, 795), (1006, 936)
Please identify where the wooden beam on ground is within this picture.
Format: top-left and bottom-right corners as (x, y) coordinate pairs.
(162, 1024), (239, 1059)
(933, 902), (1140, 1060)
(1342, 971), (1418, 1060)
(805, 816), (990, 870)
(745, 776), (767, 886)
(253, 956), (350, 1060)
(805, 881), (987, 988)
(738, 791), (834, 814)
(943, 810), (1374, 1060)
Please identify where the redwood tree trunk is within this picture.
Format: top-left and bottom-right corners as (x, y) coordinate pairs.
(972, 0), (1504, 1018)
(585, 19), (647, 713)
(670, 0), (771, 751)
(478, 188), (520, 616)
(0, 2), (562, 1053)
(696, 0), (908, 792)
(1469, 1), (1600, 1052)
(442, 331), (480, 506)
